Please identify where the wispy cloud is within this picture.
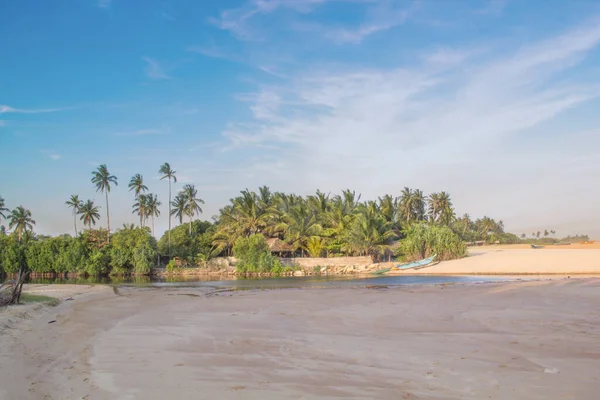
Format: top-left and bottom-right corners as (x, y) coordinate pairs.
(211, 0), (373, 41)
(216, 18), (600, 234)
(0, 120), (5, 127)
(324, 2), (411, 44)
(97, 0), (112, 8)
(0, 104), (67, 114)
(41, 149), (61, 161)
(143, 57), (171, 80)
(474, 0), (508, 16)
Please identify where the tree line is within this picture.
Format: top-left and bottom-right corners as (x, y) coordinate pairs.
(0, 162), (578, 277)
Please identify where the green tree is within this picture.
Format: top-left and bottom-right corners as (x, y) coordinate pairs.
(146, 193), (161, 237)
(128, 174), (148, 197)
(65, 194), (83, 236)
(132, 194), (149, 227)
(8, 206), (35, 242)
(171, 193), (187, 225)
(159, 162), (177, 256)
(91, 164), (117, 243)
(285, 202), (321, 257)
(78, 200), (100, 229)
(182, 184), (204, 236)
(233, 234), (280, 273)
(344, 205), (395, 259)
(0, 196), (8, 229)
(109, 227), (157, 275)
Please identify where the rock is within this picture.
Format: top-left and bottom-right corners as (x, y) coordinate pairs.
(293, 270), (305, 277)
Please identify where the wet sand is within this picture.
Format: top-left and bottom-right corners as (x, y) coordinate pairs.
(1, 279), (600, 399)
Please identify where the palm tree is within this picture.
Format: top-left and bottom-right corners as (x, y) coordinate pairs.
(146, 193), (162, 237)
(132, 194), (150, 227)
(8, 206), (35, 242)
(0, 196), (8, 228)
(122, 223), (135, 231)
(182, 184), (204, 235)
(78, 200), (101, 229)
(159, 163), (177, 254)
(91, 164), (117, 242)
(65, 194), (83, 236)
(128, 174), (148, 197)
(170, 193), (187, 225)
(285, 202), (321, 257)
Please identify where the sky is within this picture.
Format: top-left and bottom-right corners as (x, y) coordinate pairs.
(1, 0), (600, 239)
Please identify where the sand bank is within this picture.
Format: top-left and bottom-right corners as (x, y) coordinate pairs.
(1, 279), (600, 399)
(390, 247), (600, 275)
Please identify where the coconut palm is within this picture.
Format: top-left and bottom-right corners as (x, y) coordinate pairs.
(65, 194), (83, 236)
(0, 196), (8, 228)
(345, 206), (395, 258)
(284, 202), (321, 257)
(8, 206), (35, 242)
(146, 193), (162, 237)
(170, 193), (187, 225)
(128, 174), (148, 197)
(132, 194), (150, 227)
(91, 164), (117, 242)
(78, 200), (100, 229)
(182, 184), (204, 235)
(159, 162), (177, 254)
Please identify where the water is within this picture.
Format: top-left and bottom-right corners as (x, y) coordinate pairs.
(26, 274), (515, 290)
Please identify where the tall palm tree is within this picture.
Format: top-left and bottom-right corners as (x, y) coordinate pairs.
(182, 184), (204, 235)
(65, 194), (83, 236)
(128, 174), (148, 197)
(146, 193), (162, 237)
(8, 206), (35, 242)
(0, 196), (8, 228)
(132, 194), (150, 227)
(159, 163), (177, 255)
(91, 164), (117, 242)
(170, 193), (187, 225)
(78, 200), (101, 229)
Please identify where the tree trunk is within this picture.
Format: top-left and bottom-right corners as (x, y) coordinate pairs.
(73, 210), (77, 236)
(168, 178), (172, 257)
(105, 191), (110, 243)
(189, 214), (192, 236)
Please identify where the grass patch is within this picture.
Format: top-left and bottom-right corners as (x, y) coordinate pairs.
(20, 293), (61, 307)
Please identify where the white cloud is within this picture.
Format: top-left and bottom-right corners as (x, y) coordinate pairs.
(216, 19), (600, 236)
(97, 0), (112, 8)
(143, 57), (171, 80)
(0, 104), (66, 114)
(49, 154), (61, 161)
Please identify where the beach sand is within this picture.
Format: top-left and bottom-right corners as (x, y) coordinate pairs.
(1, 279), (600, 399)
(390, 247), (600, 275)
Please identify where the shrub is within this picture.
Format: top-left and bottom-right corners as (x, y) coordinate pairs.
(166, 259), (178, 273)
(400, 224), (467, 262)
(233, 234), (279, 273)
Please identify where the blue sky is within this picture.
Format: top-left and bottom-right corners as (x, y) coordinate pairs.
(1, 0), (600, 238)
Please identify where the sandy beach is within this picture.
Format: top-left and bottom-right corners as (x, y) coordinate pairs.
(1, 277), (600, 399)
(390, 247), (600, 275)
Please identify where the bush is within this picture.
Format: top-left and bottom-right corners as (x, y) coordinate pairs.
(166, 259), (179, 273)
(233, 234), (280, 273)
(400, 224), (467, 262)
(109, 227), (157, 275)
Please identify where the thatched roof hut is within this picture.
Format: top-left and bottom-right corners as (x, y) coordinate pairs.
(266, 238), (294, 254)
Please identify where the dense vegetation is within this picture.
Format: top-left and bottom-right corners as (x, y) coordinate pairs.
(0, 163), (590, 277)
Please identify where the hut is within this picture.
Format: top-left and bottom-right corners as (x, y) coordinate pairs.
(266, 238), (294, 257)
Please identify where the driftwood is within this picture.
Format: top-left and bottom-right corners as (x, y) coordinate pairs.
(0, 268), (30, 306)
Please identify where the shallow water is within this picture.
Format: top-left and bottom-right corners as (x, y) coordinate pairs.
(26, 274), (516, 290)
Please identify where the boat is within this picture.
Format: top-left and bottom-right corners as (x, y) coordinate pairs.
(394, 254), (437, 270)
(371, 267), (392, 275)
(531, 244), (544, 249)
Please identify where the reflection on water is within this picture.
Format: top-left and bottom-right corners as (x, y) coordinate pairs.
(26, 274), (515, 290)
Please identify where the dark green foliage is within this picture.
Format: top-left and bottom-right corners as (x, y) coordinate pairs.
(400, 224), (467, 262)
(157, 220), (214, 263)
(0, 235), (24, 274)
(233, 234), (282, 273)
(109, 227), (157, 275)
